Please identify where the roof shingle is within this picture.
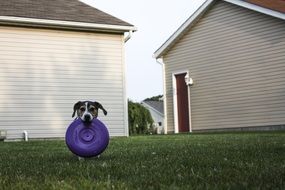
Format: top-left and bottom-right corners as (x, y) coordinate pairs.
(245, 0), (285, 13)
(0, 0), (133, 26)
(143, 101), (164, 115)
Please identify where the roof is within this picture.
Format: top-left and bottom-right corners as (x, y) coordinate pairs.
(0, 0), (136, 33)
(154, 0), (285, 58)
(142, 101), (164, 116)
(245, 0), (285, 13)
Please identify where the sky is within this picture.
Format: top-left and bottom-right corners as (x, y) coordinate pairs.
(81, 0), (206, 102)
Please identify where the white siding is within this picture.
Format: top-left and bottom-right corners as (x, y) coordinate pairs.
(0, 26), (127, 139)
(164, 1), (285, 132)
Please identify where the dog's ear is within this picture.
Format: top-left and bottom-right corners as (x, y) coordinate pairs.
(72, 101), (82, 117)
(93, 101), (107, 116)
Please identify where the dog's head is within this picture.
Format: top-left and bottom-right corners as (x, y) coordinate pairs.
(72, 101), (107, 122)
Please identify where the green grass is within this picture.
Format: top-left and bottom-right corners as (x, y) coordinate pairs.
(0, 132), (284, 190)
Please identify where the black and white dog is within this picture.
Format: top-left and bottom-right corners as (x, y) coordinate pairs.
(72, 101), (107, 122)
(71, 101), (107, 160)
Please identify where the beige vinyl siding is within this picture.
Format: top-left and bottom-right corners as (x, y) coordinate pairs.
(164, 1), (285, 132)
(0, 26), (127, 139)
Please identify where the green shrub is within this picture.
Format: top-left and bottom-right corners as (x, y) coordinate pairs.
(128, 100), (154, 135)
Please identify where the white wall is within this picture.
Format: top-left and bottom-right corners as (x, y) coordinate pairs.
(0, 26), (127, 139)
(163, 1), (285, 132)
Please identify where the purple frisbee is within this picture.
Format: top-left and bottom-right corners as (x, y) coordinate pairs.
(65, 118), (109, 158)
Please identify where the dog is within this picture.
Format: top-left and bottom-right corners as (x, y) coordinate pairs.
(71, 101), (107, 160)
(72, 101), (107, 122)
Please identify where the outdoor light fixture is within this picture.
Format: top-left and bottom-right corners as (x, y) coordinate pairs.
(184, 73), (194, 86)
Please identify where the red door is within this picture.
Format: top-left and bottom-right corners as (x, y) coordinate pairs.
(175, 73), (190, 132)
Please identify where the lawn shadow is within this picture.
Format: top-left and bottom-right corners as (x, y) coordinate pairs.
(62, 152), (116, 163)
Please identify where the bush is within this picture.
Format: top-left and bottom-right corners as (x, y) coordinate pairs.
(128, 100), (154, 135)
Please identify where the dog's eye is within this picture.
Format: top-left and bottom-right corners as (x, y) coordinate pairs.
(80, 107), (85, 112)
(89, 107), (95, 112)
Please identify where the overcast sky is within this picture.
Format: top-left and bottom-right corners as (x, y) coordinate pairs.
(81, 0), (206, 102)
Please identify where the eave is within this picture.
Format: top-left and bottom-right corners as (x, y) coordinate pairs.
(0, 16), (137, 34)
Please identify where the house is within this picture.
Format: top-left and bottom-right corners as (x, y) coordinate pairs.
(154, 0), (285, 133)
(141, 100), (164, 134)
(0, 0), (136, 140)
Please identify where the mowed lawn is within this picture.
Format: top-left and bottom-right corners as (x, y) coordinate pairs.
(0, 132), (284, 190)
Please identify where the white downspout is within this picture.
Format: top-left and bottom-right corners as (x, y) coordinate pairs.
(156, 58), (168, 134)
(23, 131), (28, 141)
(187, 84), (193, 133)
(123, 29), (136, 136)
(124, 30), (133, 43)
(184, 73), (193, 133)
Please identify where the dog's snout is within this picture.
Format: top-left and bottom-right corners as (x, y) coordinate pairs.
(84, 114), (91, 122)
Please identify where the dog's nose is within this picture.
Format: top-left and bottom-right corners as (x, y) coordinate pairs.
(84, 114), (91, 122)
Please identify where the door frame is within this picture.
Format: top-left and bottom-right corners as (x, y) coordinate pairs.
(172, 70), (192, 133)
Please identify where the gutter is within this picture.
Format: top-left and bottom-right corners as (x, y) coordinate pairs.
(0, 16), (137, 34)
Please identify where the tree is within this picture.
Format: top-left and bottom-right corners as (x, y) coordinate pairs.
(143, 95), (163, 102)
(128, 100), (154, 135)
